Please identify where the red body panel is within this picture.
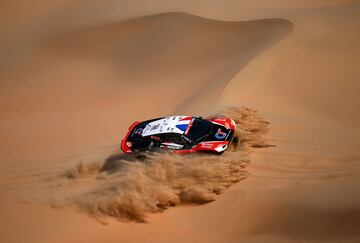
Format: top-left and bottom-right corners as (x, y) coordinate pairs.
(121, 121), (141, 154)
(173, 141), (230, 154)
(209, 117), (236, 130)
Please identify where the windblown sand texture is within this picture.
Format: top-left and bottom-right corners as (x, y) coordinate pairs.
(1, 1), (360, 243)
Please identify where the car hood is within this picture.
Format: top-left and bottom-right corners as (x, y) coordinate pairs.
(141, 116), (192, 137)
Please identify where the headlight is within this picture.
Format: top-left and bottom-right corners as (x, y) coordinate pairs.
(126, 141), (132, 147)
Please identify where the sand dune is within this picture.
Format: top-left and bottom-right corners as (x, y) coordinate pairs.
(0, 12), (290, 173)
(1, 0), (360, 243)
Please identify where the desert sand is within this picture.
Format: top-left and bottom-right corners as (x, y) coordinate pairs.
(1, 0), (360, 242)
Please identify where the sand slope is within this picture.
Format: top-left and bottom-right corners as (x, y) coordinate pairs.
(0, 13), (291, 182)
(1, 1), (360, 243)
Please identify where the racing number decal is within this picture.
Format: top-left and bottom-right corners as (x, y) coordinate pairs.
(215, 128), (227, 139)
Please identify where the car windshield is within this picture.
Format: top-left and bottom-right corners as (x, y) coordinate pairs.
(187, 118), (212, 142)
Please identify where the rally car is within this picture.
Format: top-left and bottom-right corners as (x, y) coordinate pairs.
(121, 116), (236, 155)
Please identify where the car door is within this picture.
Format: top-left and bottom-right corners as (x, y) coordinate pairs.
(159, 133), (189, 150)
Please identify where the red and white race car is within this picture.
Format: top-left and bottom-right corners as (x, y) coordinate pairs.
(121, 116), (236, 155)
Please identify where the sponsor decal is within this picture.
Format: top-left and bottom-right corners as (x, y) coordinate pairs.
(143, 124), (151, 133)
(161, 143), (183, 150)
(200, 143), (213, 148)
(134, 128), (143, 135)
(151, 124), (160, 131)
(215, 128), (227, 139)
(164, 145), (182, 149)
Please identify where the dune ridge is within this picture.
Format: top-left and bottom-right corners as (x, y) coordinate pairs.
(1, 1), (360, 242)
